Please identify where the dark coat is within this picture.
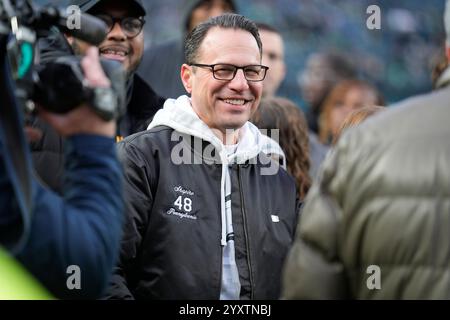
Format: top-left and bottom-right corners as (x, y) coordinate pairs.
(105, 126), (299, 300)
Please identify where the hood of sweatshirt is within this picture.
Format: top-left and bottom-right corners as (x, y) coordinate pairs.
(148, 95), (285, 165)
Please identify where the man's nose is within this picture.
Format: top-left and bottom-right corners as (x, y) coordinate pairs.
(228, 69), (249, 91)
(108, 21), (127, 40)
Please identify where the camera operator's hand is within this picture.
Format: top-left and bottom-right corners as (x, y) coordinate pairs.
(37, 47), (116, 137)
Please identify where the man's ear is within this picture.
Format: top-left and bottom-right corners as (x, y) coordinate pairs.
(446, 44), (450, 62)
(181, 64), (193, 94)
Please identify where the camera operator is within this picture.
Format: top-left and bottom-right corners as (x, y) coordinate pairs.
(1, 47), (124, 299)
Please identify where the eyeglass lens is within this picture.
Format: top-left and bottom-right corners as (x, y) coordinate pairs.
(96, 14), (143, 37)
(213, 64), (266, 81)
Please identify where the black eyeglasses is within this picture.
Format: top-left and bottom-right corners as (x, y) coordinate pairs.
(95, 14), (145, 38)
(190, 63), (269, 82)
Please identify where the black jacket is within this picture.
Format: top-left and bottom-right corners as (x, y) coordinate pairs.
(31, 30), (165, 193)
(105, 126), (300, 300)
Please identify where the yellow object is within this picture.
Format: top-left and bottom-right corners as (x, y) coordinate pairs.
(0, 247), (53, 300)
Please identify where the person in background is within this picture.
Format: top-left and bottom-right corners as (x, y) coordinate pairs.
(282, 0), (450, 299)
(106, 14), (300, 300)
(256, 22), (328, 180)
(138, 0), (236, 98)
(255, 23), (286, 98)
(333, 105), (385, 144)
(318, 79), (384, 145)
(298, 51), (356, 134)
(31, 0), (165, 194)
(251, 96), (311, 201)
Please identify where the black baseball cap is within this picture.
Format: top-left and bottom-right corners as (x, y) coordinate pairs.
(70, 0), (146, 16)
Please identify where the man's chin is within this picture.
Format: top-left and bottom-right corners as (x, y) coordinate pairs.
(222, 121), (248, 131)
(98, 56), (136, 75)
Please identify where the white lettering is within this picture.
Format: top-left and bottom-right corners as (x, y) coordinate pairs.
(66, 5), (81, 30)
(66, 265), (81, 290)
(366, 5), (381, 30)
(174, 186), (195, 196)
(366, 265), (381, 290)
(179, 304), (213, 317)
(166, 208), (197, 220)
(169, 129), (281, 176)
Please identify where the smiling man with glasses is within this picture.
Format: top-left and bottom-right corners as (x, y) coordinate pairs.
(107, 13), (300, 300)
(189, 63), (269, 82)
(30, 0), (165, 195)
(69, 0), (146, 77)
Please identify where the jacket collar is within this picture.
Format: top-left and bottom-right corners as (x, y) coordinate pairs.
(148, 95), (285, 165)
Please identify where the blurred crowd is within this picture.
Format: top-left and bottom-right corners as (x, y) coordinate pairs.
(45, 0), (446, 106)
(140, 0), (445, 106)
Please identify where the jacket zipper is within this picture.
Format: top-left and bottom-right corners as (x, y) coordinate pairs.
(237, 165), (254, 299)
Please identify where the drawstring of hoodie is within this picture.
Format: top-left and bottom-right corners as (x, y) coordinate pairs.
(220, 150), (228, 246)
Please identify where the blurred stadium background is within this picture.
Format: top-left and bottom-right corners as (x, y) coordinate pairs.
(39, 0), (446, 109)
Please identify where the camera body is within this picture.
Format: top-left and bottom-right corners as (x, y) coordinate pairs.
(32, 55), (126, 121)
(1, 0), (124, 121)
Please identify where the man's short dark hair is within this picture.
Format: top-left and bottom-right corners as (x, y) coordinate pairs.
(255, 22), (280, 35)
(184, 13), (262, 65)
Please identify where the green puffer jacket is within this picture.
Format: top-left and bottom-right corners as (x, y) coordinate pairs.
(281, 82), (450, 299)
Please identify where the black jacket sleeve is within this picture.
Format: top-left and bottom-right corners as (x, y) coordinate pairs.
(104, 139), (155, 299)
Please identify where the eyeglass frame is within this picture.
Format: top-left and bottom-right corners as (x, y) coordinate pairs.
(190, 63), (269, 82)
(94, 13), (146, 39)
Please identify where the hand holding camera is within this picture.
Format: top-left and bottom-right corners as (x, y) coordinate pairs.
(37, 47), (116, 138)
(1, 0), (126, 136)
